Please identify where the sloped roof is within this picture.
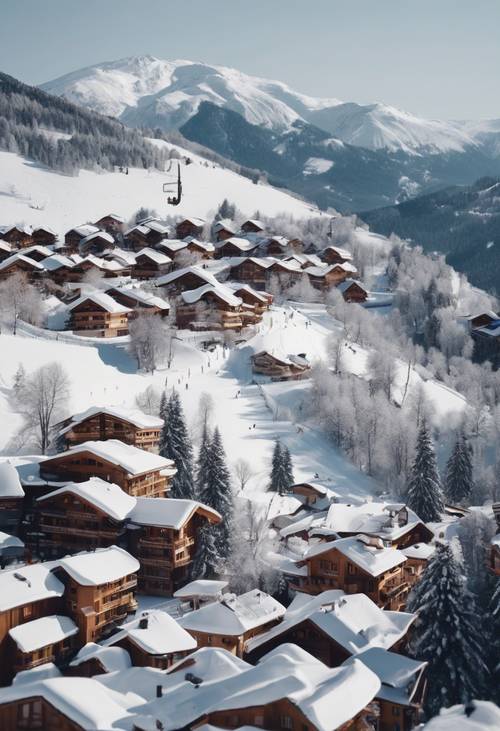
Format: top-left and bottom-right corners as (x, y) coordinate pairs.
(67, 291), (131, 314)
(106, 610), (197, 655)
(69, 642), (131, 672)
(173, 579), (229, 599)
(0, 562), (64, 612)
(9, 615), (78, 653)
(135, 247), (172, 265)
(106, 286), (169, 310)
(58, 404), (163, 433)
(37, 478), (137, 522)
(304, 536), (407, 576)
(0, 253), (45, 271)
(181, 282), (242, 307)
(58, 545), (139, 586)
(0, 460), (25, 497)
(347, 647), (427, 706)
(129, 497), (221, 529)
(156, 264), (219, 288)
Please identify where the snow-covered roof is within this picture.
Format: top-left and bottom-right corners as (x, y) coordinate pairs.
(67, 291), (132, 314)
(157, 238), (188, 253)
(173, 579), (229, 599)
(80, 230), (115, 246)
(58, 545), (139, 586)
(181, 282), (242, 307)
(95, 213), (125, 224)
(144, 220), (170, 234)
(178, 216), (206, 227)
(41, 254), (75, 271)
(401, 542), (436, 560)
(0, 531), (24, 551)
(347, 647), (427, 706)
(13, 662), (62, 685)
(185, 237), (215, 253)
(69, 224), (100, 238)
(48, 439), (176, 477)
(69, 642), (131, 672)
(243, 219), (264, 230)
(321, 501), (425, 541)
(106, 610), (197, 656)
(0, 460), (25, 497)
(0, 253), (45, 271)
(37, 478), (137, 522)
(267, 235), (289, 248)
(135, 247), (172, 265)
(79, 253), (125, 272)
(156, 264), (219, 287)
(246, 590), (414, 655)
(22, 244), (54, 258)
(231, 283), (268, 303)
(129, 497), (221, 529)
(422, 701), (500, 730)
(0, 677), (138, 730)
(332, 261), (358, 273)
(106, 285), (170, 310)
(323, 245), (353, 260)
(217, 237), (258, 252)
(252, 349), (309, 369)
(0, 562), (64, 612)
(0, 224), (32, 235)
(213, 219), (236, 233)
(180, 589), (285, 637)
(0, 239), (13, 252)
(106, 247), (137, 266)
(466, 310), (498, 321)
(58, 405), (163, 433)
(9, 615), (78, 653)
(337, 278), (367, 293)
(304, 536), (407, 577)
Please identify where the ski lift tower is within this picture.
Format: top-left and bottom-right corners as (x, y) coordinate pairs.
(163, 162), (183, 206)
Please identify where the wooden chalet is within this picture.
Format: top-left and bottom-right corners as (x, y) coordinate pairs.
(104, 286), (170, 318)
(338, 279), (368, 303)
(0, 241), (13, 263)
(251, 350), (310, 380)
(185, 237), (215, 259)
(21, 244), (54, 262)
(290, 481), (332, 506)
(67, 642), (131, 676)
(176, 284), (244, 331)
(0, 462), (25, 534)
(321, 246), (354, 265)
(0, 253), (44, 282)
(175, 217), (205, 240)
(31, 227), (57, 246)
(241, 219), (265, 234)
(8, 615), (78, 677)
(127, 498), (221, 595)
(291, 536), (410, 610)
(491, 527), (500, 576)
(213, 219), (237, 241)
(230, 257), (272, 289)
(39, 439), (177, 498)
(266, 259), (303, 285)
(215, 237), (259, 259)
(401, 543), (435, 588)
(180, 589), (286, 657)
(156, 265), (218, 296)
(56, 406), (163, 452)
(233, 285), (272, 314)
(66, 254), (124, 282)
(304, 264), (347, 290)
(30, 479), (136, 560)
(106, 609), (197, 669)
(467, 311), (499, 330)
(132, 248), (172, 279)
(67, 292), (131, 337)
(0, 226), (33, 248)
(64, 224), (100, 254)
(124, 223), (151, 250)
(265, 236), (291, 256)
(79, 231), (115, 256)
(93, 214), (125, 233)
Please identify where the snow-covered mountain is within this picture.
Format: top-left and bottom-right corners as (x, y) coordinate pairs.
(41, 55), (489, 155)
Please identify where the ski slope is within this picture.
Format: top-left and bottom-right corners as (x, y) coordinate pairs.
(0, 149), (318, 234)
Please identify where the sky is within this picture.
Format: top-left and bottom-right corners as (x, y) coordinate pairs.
(1, 0), (499, 120)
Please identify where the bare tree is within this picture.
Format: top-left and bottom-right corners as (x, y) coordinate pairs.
(0, 273), (43, 333)
(198, 392), (215, 432)
(128, 314), (171, 373)
(233, 458), (254, 493)
(16, 362), (70, 453)
(135, 384), (162, 416)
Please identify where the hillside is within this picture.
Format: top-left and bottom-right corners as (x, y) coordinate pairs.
(360, 177), (500, 294)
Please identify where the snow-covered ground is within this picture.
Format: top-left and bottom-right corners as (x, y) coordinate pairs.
(0, 149), (319, 235)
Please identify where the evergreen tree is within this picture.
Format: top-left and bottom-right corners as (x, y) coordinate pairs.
(406, 421), (444, 522)
(195, 422), (212, 502)
(159, 390), (195, 499)
(190, 521), (220, 579)
(203, 427), (233, 558)
(488, 578), (500, 702)
(269, 439), (293, 495)
(444, 432), (474, 504)
(12, 363), (26, 396)
(407, 542), (489, 715)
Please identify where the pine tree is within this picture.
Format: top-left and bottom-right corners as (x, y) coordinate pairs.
(203, 427), (233, 558)
(407, 542), (489, 715)
(444, 432), (474, 504)
(269, 439), (282, 493)
(488, 578), (500, 703)
(282, 444), (294, 490)
(195, 422), (212, 502)
(269, 439), (293, 495)
(190, 521), (220, 580)
(406, 421), (444, 522)
(12, 363), (26, 396)
(159, 390), (195, 499)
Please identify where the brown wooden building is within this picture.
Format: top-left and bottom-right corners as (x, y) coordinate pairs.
(0, 461), (25, 534)
(321, 246), (354, 265)
(230, 257), (272, 289)
(55, 406), (163, 452)
(241, 219), (265, 234)
(93, 214), (125, 233)
(337, 280), (368, 303)
(156, 265), (218, 296)
(8, 615), (78, 677)
(79, 231), (115, 256)
(0, 226), (33, 248)
(132, 248), (172, 279)
(176, 284), (244, 331)
(67, 292), (131, 337)
(0, 253), (44, 282)
(233, 285), (272, 315)
(213, 220), (237, 241)
(215, 237), (259, 259)
(39, 439), (177, 498)
(127, 498), (221, 595)
(64, 224), (100, 254)
(251, 350), (310, 380)
(175, 217), (205, 240)
(491, 536), (500, 577)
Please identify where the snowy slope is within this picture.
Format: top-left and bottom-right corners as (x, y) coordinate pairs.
(0, 148), (318, 234)
(41, 55), (480, 154)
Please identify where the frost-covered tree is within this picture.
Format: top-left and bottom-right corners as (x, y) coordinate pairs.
(0, 273), (43, 333)
(128, 314), (169, 373)
(406, 421), (444, 522)
(190, 521), (220, 580)
(195, 422), (212, 501)
(444, 432), (474, 504)
(203, 427), (233, 558)
(282, 444), (294, 489)
(135, 385), (161, 416)
(269, 439), (293, 494)
(407, 541), (489, 715)
(488, 579), (500, 702)
(458, 511), (496, 607)
(159, 390), (195, 499)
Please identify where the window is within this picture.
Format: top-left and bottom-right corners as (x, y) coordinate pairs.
(280, 716), (293, 729)
(254, 716), (264, 727)
(392, 706), (401, 716)
(22, 605), (32, 619)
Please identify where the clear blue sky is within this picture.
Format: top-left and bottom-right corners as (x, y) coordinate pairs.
(1, 0), (499, 119)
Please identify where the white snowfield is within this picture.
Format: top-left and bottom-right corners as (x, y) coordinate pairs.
(422, 701), (500, 730)
(0, 148), (318, 234)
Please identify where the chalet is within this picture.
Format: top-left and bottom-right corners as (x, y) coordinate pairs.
(21, 244), (53, 262)
(174, 579), (229, 610)
(266, 258), (303, 285)
(175, 216), (205, 239)
(491, 534), (500, 576)
(289, 481), (335, 506)
(156, 264), (219, 295)
(0, 253), (44, 281)
(241, 218), (265, 234)
(0, 225), (33, 248)
(56, 545), (139, 643)
(0, 461), (25, 533)
(103, 246), (136, 270)
(291, 536), (410, 610)
(68, 253), (125, 281)
(251, 350), (311, 380)
(68, 641), (131, 676)
(304, 264), (346, 290)
(64, 224), (100, 254)
(155, 239), (188, 258)
(124, 223), (151, 250)
(132, 247), (172, 279)
(215, 237), (259, 259)
(265, 235), (291, 256)
(466, 310), (499, 330)
(31, 227), (57, 246)
(67, 292), (131, 337)
(127, 497), (221, 595)
(104, 286), (170, 318)
(0, 563), (65, 683)
(79, 230), (115, 256)
(56, 406), (163, 452)
(184, 237), (215, 259)
(232, 284), (272, 315)
(213, 219), (237, 241)
(39, 254), (76, 285)
(401, 543), (435, 587)
(93, 214), (125, 233)
(176, 283), (244, 331)
(104, 609), (196, 669)
(39, 439), (177, 497)
(180, 589), (285, 657)
(230, 257), (273, 289)
(8, 615), (79, 677)
(337, 279), (368, 303)
(288, 237), (304, 253)
(321, 246), (354, 265)
(0, 240), (13, 263)
(31, 478), (136, 559)
(245, 590), (415, 667)
(285, 253), (324, 269)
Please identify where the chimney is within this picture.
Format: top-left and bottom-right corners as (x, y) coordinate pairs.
(156, 685), (163, 698)
(139, 617), (149, 629)
(464, 701), (476, 718)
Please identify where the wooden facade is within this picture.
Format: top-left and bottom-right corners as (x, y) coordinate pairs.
(132, 252), (172, 280)
(306, 267), (347, 291)
(104, 288), (170, 318)
(40, 451), (170, 498)
(251, 351), (310, 380)
(8, 627), (78, 678)
(340, 281), (368, 303)
(491, 541), (500, 577)
(93, 215), (124, 233)
(158, 270), (213, 295)
(0, 257), (41, 282)
(230, 258), (270, 289)
(185, 614), (282, 659)
(176, 293), (243, 331)
(59, 411), (161, 452)
(68, 299), (129, 337)
(0, 696), (83, 731)
(321, 247), (353, 265)
(176, 219), (205, 240)
(1, 227), (33, 248)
